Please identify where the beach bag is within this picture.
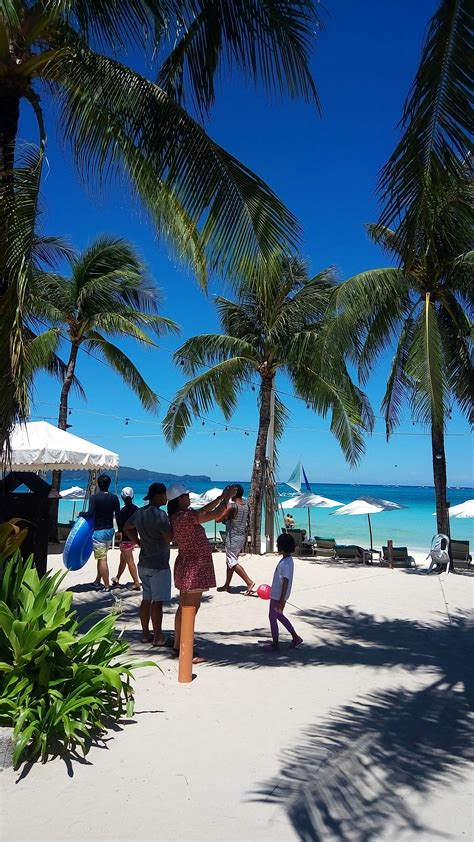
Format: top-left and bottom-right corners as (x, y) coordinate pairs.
(427, 533), (450, 566)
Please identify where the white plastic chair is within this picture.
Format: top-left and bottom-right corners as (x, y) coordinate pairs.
(427, 533), (451, 574)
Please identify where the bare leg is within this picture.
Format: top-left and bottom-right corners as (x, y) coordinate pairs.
(114, 551), (127, 583)
(217, 566), (234, 591)
(150, 601), (165, 644)
(94, 561), (101, 585)
(124, 549), (140, 587)
(98, 556), (110, 588)
(233, 563), (255, 592)
(140, 599), (152, 641)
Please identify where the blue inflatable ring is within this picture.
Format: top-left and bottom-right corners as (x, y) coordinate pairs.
(63, 517), (94, 571)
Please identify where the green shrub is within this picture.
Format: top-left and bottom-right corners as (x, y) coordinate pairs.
(0, 552), (153, 767)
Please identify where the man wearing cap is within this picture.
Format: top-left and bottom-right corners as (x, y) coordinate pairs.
(124, 483), (174, 646)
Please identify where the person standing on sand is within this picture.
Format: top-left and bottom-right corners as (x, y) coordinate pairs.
(81, 473), (120, 591)
(216, 484), (255, 595)
(167, 483), (237, 664)
(266, 533), (303, 652)
(124, 483), (174, 646)
(113, 487), (140, 590)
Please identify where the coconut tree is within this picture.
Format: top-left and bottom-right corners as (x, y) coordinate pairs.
(163, 257), (373, 551)
(31, 234), (178, 436)
(0, 148), (83, 459)
(0, 0), (323, 294)
(326, 0), (473, 539)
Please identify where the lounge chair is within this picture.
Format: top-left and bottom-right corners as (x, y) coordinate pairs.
(334, 544), (370, 564)
(451, 541), (472, 571)
(381, 546), (416, 568)
(311, 536), (336, 558)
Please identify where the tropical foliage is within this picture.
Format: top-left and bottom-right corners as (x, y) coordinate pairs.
(326, 0), (473, 537)
(0, 149), (80, 455)
(0, 0), (323, 291)
(0, 552), (152, 768)
(163, 257), (373, 550)
(30, 235), (178, 435)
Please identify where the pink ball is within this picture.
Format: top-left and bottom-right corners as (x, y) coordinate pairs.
(257, 583), (272, 600)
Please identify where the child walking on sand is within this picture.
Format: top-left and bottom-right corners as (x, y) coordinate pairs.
(267, 533), (303, 652)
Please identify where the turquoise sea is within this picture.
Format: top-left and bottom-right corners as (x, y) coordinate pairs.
(59, 479), (474, 553)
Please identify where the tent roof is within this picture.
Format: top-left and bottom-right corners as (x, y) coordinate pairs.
(333, 495), (406, 516)
(8, 421), (119, 472)
(281, 493), (342, 509)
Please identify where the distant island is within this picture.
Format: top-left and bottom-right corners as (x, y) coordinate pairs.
(117, 466), (211, 483)
(60, 466), (211, 484)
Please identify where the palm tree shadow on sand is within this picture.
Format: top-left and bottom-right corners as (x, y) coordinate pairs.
(251, 607), (473, 841)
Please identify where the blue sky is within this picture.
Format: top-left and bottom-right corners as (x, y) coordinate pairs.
(28, 0), (473, 486)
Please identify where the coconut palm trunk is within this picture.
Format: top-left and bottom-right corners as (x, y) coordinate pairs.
(51, 341), (79, 499)
(248, 375), (274, 554)
(431, 417), (450, 537)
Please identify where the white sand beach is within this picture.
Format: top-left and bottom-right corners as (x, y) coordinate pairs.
(1, 547), (473, 842)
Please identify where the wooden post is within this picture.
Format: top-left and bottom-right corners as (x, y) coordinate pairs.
(387, 538), (393, 570)
(178, 596), (196, 684)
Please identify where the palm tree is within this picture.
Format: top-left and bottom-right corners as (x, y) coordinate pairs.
(0, 0), (323, 295)
(163, 257), (373, 552)
(32, 234), (178, 434)
(0, 148), (83, 459)
(326, 0), (473, 539)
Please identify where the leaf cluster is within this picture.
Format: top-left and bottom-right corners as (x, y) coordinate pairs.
(0, 552), (153, 768)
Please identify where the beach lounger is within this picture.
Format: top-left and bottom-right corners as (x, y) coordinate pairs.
(451, 540), (472, 571)
(311, 536), (337, 558)
(381, 546), (416, 568)
(334, 544), (370, 564)
(287, 529), (306, 555)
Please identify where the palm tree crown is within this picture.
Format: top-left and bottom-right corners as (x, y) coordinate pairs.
(0, 1), (324, 286)
(163, 257), (373, 550)
(31, 234), (178, 430)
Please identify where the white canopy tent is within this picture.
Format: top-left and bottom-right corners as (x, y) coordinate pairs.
(7, 421), (119, 472)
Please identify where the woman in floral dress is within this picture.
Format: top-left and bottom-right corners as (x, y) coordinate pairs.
(167, 483), (237, 663)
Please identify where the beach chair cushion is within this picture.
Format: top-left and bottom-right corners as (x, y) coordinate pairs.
(382, 545), (409, 560)
(314, 537), (336, 549)
(335, 544), (365, 560)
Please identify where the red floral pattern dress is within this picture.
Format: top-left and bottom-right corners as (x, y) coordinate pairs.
(172, 509), (216, 592)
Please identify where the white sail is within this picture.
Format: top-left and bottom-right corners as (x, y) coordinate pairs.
(286, 461), (302, 493)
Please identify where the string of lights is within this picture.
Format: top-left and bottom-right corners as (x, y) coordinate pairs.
(32, 323), (466, 439)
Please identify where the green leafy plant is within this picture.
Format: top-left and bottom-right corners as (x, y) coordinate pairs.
(0, 552), (153, 768)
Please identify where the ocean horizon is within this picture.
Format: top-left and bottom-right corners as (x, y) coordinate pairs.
(59, 478), (474, 553)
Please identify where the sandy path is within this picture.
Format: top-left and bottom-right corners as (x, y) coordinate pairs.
(1, 548), (473, 841)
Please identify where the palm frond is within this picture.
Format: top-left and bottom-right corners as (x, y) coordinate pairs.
(174, 333), (258, 375)
(162, 358), (253, 446)
(381, 317), (417, 438)
(86, 333), (159, 412)
(53, 40), (300, 284)
(157, 0), (321, 116)
(405, 294), (448, 426)
(378, 0), (472, 249)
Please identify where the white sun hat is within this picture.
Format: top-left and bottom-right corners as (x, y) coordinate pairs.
(121, 486), (134, 500)
(166, 482), (191, 501)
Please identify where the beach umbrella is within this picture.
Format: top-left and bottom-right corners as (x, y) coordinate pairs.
(59, 486), (86, 500)
(332, 495), (407, 556)
(432, 499), (474, 519)
(59, 485), (86, 519)
(281, 492), (342, 538)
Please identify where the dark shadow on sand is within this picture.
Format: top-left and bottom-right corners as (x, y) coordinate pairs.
(250, 607), (473, 841)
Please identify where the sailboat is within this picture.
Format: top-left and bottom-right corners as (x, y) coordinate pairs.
(286, 460), (312, 494)
(282, 461), (342, 538)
